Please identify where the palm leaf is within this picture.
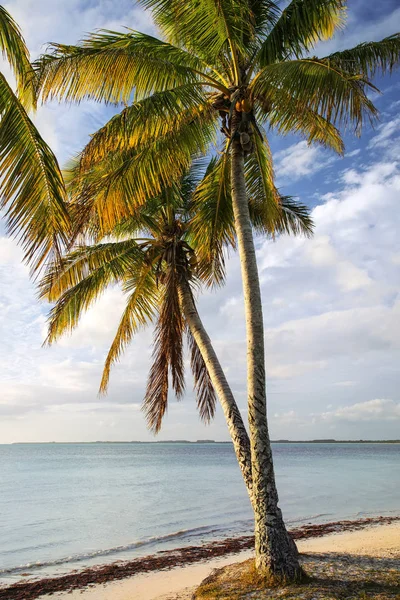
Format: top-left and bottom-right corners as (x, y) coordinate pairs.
(257, 0), (346, 66)
(42, 241), (143, 343)
(187, 327), (216, 423)
(143, 264), (185, 433)
(189, 153), (234, 287)
(0, 5), (36, 108)
(251, 57), (378, 133)
(79, 85), (211, 170)
(325, 33), (400, 78)
(0, 73), (69, 272)
(255, 84), (344, 154)
(100, 261), (159, 393)
(67, 111), (217, 240)
(35, 30), (220, 105)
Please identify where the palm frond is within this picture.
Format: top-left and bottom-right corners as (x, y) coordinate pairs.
(138, 0), (252, 70)
(143, 265), (185, 433)
(67, 111), (217, 240)
(40, 240), (143, 301)
(257, 0), (346, 66)
(100, 261), (159, 393)
(246, 132), (282, 234)
(35, 30), (217, 105)
(0, 73), (69, 272)
(325, 33), (400, 78)
(189, 153), (234, 287)
(79, 85), (211, 170)
(275, 196), (314, 237)
(0, 6), (36, 108)
(256, 84), (344, 154)
(251, 57), (378, 133)
(43, 241), (142, 344)
(187, 327), (216, 423)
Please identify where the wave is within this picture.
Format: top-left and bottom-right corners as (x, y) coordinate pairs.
(0, 524), (230, 576)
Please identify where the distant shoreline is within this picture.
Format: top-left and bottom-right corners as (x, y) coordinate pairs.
(9, 439), (400, 444)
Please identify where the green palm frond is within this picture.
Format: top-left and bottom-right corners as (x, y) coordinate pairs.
(325, 33), (400, 78)
(246, 132), (282, 234)
(256, 84), (344, 154)
(277, 196), (314, 237)
(79, 85), (211, 170)
(100, 261), (159, 394)
(189, 153), (234, 287)
(40, 240), (142, 301)
(257, 0), (346, 66)
(251, 57), (378, 133)
(42, 241), (143, 343)
(35, 30), (223, 105)
(0, 73), (69, 272)
(138, 0), (252, 72)
(0, 5), (36, 108)
(187, 327), (216, 424)
(67, 111), (217, 240)
(143, 264), (185, 433)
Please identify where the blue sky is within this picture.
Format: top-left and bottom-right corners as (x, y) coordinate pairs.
(0, 1), (400, 442)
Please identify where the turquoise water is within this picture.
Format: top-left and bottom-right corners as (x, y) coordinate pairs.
(0, 442), (399, 583)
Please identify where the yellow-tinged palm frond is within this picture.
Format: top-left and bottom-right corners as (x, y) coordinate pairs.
(251, 57), (378, 133)
(42, 241), (144, 344)
(143, 262), (185, 433)
(79, 85), (212, 170)
(138, 0), (253, 74)
(189, 153), (234, 287)
(0, 5), (36, 108)
(325, 33), (400, 78)
(99, 261), (159, 394)
(66, 111), (218, 240)
(245, 133), (281, 234)
(35, 30), (227, 106)
(276, 196), (314, 238)
(187, 327), (216, 424)
(255, 84), (344, 154)
(0, 73), (69, 272)
(257, 0), (346, 67)
(40, 240), (143, 302)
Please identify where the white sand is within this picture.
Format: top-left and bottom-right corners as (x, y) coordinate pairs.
(39, 522), (400, 600)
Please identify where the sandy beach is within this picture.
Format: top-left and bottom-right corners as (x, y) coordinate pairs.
(35, 519), (400, 600)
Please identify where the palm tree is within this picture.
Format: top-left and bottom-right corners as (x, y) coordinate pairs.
(0, 6), (69, 272)
(34, 0), (400, 578)
(42, 168), (312, 506)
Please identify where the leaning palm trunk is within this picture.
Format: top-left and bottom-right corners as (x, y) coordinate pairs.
(178, 278), (253, 496)
(230, 137), (301, 579)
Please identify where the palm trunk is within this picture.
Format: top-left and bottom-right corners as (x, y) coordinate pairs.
(178, 278), (253, 497)
(230, 133), (301, 580)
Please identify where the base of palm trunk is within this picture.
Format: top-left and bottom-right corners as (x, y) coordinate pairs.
(255, 517), (304, 582)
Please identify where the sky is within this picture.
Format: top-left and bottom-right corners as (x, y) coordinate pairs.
(0, 0), (400, 443)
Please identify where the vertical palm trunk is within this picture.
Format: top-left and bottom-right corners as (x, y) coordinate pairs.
(230, 134), (301, 580)
(178, 279), (253, 497)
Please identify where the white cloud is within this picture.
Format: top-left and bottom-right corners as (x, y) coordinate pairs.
(274, 141), (336, 182)
(319, 399), (400, 423)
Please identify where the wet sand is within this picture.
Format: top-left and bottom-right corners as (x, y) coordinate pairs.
(1, 516), (398, 600)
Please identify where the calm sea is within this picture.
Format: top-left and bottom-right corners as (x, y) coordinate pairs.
(0, 442), (399, 584)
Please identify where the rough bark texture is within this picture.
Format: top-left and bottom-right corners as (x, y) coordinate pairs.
(178, 279), (253, 496)
(230, 128), (301, 579)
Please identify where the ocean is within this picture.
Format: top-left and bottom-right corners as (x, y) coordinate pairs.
(0, 442), (399, 584)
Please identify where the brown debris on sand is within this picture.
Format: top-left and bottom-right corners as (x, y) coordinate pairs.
(0, 515), (398, 600)
(193, 552), (400, 599)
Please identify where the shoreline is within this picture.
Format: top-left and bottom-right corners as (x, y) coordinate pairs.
(1, 515), (399, 600)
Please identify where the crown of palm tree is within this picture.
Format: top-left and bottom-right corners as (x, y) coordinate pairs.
(0, 6), (69, 273)
(33, 1), (399, 274)
(41, 167), (312, 432)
